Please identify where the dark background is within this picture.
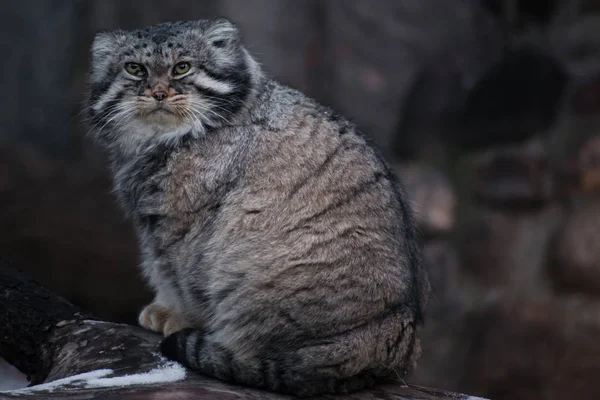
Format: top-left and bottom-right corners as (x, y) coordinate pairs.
(1, 1), (600, 399)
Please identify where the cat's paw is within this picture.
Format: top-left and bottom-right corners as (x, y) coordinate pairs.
(138, 303), (169, 332)
(163, 313), (184, 337)
(138, 303), (183, 336)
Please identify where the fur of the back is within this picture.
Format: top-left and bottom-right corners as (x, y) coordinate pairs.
(85, 17), (430, 397)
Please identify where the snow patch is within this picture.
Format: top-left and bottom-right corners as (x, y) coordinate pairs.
(82, 319), (107, 325)
(84, 362), (186, 388)
(2, 369), (112, 394)
(466, 396), (490, 400)
(82, 319), (130, 328)
(0, 361), (186, 394)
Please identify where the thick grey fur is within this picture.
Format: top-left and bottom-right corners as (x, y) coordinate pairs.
(84, 18), (430, 397)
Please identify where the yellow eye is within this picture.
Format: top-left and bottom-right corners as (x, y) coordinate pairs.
(173, 62), (191, 75)
(125, 62), (146, 77)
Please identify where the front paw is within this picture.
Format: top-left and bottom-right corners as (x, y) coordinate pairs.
(163, 313), (184, 337)
(138, 303), (184, 337)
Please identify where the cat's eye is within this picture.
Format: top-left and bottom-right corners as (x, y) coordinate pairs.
(173, 62), (191, 76)
(125, 62), (146, 77)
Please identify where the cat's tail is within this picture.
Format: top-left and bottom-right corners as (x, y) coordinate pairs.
(160, 310), (420, 396)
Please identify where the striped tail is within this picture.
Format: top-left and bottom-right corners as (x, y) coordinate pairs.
(160, 312), (419, 397)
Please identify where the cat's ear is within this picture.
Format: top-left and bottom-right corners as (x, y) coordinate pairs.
(90, 31), (126, 82)
(205, 17), (240, 48)
(91, 31), (125, 59)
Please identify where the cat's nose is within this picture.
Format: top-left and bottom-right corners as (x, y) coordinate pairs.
(152, 90), (168, 101)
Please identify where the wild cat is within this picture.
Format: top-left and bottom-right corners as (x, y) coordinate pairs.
(85, 18), (429, 396)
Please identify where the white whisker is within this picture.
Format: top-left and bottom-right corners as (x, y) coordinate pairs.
(186, 99), (234, 126)
(96, 102), (137, 133)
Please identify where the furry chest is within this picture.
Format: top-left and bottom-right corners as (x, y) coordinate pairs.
(129, 171), (217, 251)
(131, 167), (219, 219)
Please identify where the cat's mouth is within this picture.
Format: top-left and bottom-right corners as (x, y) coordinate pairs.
(150, 103), (174, 115)
(150, 107), (173, 115)
(134, 98), (191, 126)
(135, 98), (178, 116)
(139, 105), (179, 120)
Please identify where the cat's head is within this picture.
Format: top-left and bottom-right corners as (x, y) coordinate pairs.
(85, 18), (260, 152)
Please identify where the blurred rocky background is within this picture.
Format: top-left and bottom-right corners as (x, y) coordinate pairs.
(1, 0), (600, 399)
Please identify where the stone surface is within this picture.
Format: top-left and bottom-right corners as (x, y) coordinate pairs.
(445, 47), (567, 152)
(409, 242), (464, 392)
(423, 241), (460, 307)
(549, 199), (600, 294)
(459, 205), (562, 292)
(577, 135), (600, 192)
(414, 296), (600, 400)
(550, 125), (600, 198)
(395, 164), (457, 238)
(472, 144), (554, 208)
(571, 76), (600, 115)
(460, 298), (600, 400)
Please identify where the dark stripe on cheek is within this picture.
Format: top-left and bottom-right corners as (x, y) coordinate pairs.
(183, 59), (252, 125)
(196, 65), (234, 82)
(90, 80), (113, 104)
(89, 88), (130, 129)
(171, 80), (188, 94)
(100, 81), (139, 116)
(192, 84), (223, 99)
(98, 89), (127, 119)
(89, 64), (123, 102)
